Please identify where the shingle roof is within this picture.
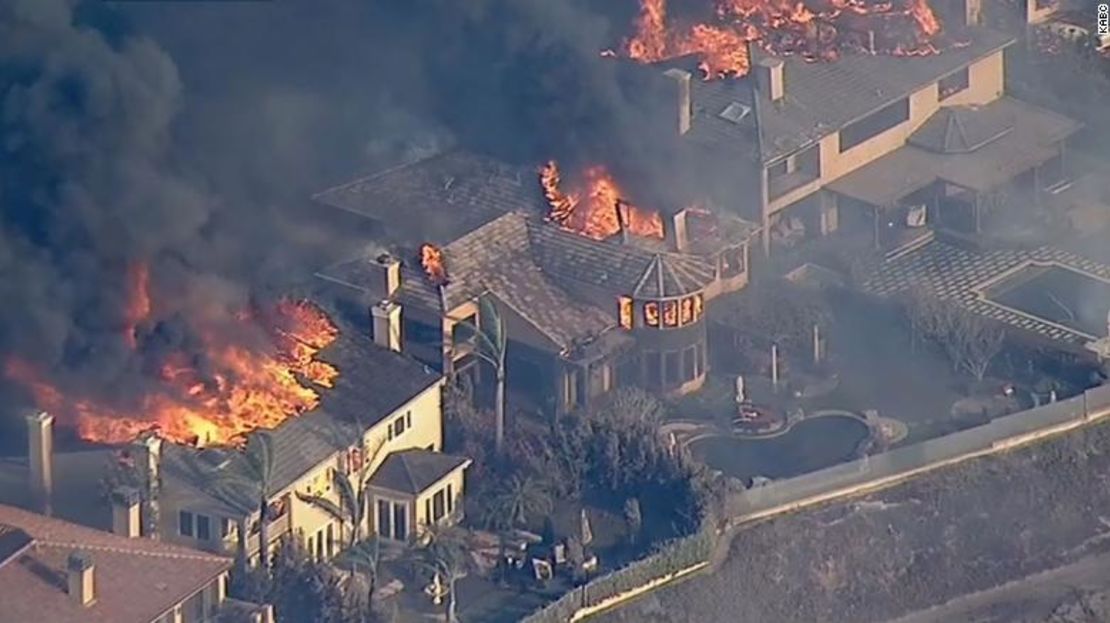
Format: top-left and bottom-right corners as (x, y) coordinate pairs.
(682, 28), (1017, 163)
(161, 330), (442, 517)
(313, 151), (540, 246)
(368, 449), (470, 495)
(0, 504), (231, 623)
(908, 105), (1015, 154)
(827, 97), (1080, 204)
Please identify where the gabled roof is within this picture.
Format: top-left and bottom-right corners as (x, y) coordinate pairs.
(681, 28), (1017, 163)
(313, 151), (540, 246)
(369, 449), (470, 495)
(161, 329), (442, 517)
(0, 504), (231, 623)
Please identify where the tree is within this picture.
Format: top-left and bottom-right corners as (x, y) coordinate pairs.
(205, 432), (278, 574)
(955, 315), (1006, 383)
(408, 525), (472, 623)
(297, 435), (385, 549)
(335, 537), (382, 622)
(594, 387), (666, 428)
(456, 296), (508, 454)
(266, 539), (350, 623)
(481, 474), (553, 532)
(717, 281), (830, 370)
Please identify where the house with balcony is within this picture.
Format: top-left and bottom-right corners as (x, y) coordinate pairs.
(667, 0), (1079, 261)
(314, 153), (761, 415)
(156, 329), (471, 562)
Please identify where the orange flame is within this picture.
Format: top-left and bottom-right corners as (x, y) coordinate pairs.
(123, 262), (151, 350)
(539, 161), (664, 241)
(4, 298), (339, 447)
(420, 244), (449, 286)
(612, 0), (944, 79)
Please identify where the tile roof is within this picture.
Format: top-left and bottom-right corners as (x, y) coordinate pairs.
(827, 97), (1080, 205)
(0, 504), (230, 623)
(368, 449), (470, 495)
(313, 151), (541, 246)
(161, 330), (442, 517)
(680, 28), (1017, 163)
(861, 241), (1110, 345)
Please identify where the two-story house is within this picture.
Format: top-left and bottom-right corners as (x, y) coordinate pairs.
(669, 2), (1078, 260)
(155, 326), (470, 563)
(315, 154), (761, 414)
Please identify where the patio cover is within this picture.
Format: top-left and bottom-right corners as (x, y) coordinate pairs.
(826, 97), (1080, 207)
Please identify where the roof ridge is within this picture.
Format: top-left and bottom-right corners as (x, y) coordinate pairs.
(35, 539), (229, 564)
(312, 151), (452, 201)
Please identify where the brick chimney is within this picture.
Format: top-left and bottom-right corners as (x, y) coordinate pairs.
(665, 209), (690, 253)
(755, 57), (785, 103)
(111, 486), (142, 538)
(371, 300), (403, 352)
(368, 253), (401, 301)
(67, 551), (95, 606)
(662, 68), (692, 136)
(25, 411), (53, 516)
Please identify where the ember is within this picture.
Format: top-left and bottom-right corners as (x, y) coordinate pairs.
(4, 287), (339, 447)
(420, 243), (449, 285)
(610, 0), (945, 79)
(538, 161), (664, 241)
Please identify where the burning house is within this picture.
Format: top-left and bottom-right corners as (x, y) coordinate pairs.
(315, 152), (760, 414)
(0, 305), (471, 562)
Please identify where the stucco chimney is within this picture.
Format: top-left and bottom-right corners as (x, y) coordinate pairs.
(368, 253), (402, 301)
(111, 486), (142, 538)
(67, 551), (95, 606)
(965, 0), (981, 26)
(665, 209), (690, 253)
(371, 300), (403, 352)
(755, 57), (785, 103)
(662, 68), (692, 136)
(26, 411), (54, 516)
(131, 433), (162, 534)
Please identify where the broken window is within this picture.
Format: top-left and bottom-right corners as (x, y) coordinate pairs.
(662, 301), (679, 327)
(939, 67), (969, 101)
(644, 302), (660, 327)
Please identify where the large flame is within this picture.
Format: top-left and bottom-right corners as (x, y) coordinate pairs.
(539, 161), (664, 241)
(612, 0), (944, 79)
(420, 243), (449, 286)
(5, 292), (340, 447)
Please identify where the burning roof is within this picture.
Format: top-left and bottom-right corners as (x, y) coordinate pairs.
(4, 266), (343, 447)
(608, 0), (946, 80)
(539, 161), (666, 241)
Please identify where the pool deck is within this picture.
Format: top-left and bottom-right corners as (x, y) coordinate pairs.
(861, 240), (1110, 347)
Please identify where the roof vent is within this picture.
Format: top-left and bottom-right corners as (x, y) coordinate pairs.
(719, 102), (751, 124)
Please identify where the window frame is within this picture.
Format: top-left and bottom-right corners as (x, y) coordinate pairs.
(939, 66), (970, 101)
(179, 510), (194, 538)
(196, 514), (211, 541)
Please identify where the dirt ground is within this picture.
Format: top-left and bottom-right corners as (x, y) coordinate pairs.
(596, 416), (1110, 623)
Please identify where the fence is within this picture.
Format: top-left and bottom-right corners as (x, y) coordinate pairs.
(518, 383), (1110, 622)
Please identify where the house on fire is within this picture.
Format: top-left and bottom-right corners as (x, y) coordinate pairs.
(663, 1), (1079, 260)
(314, 152), (761, 415)
(0, 325), (471, 568)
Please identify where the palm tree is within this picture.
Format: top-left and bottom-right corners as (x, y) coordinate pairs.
(297, 437), (385, 548)
(409, 524), (471, 623)
(457, 296), (508, 454)
(335, 537), (381, 620)
(481, 474), (553, 532)
(205, 432), (277, 574)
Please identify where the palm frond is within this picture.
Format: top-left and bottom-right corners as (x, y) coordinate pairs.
(295, 492), (345, 523)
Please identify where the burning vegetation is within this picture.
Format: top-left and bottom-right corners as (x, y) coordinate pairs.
(607, 0), (944, 79)
(3, 264), (339, 447)
(539, 161), (665, 241)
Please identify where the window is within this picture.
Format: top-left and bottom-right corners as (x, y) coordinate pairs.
(795, 144), (820, 176)
(403, 317), (441, 346)
(196, 514), (211, 541)
(767, 159), (788, 180)
(432, 489), (446, 522)
(662, 300), (678, 327)
(377, 500), (392, 538)
(643, 302), (660, 327)
(680, 297), (694, 325)
(447, 484), (454, 513)
(664, 351), (681, 385)
(405, 412), (412, 428)
(618, 297), (634, 330)
(393, 504), (408, 541)
(939, 67), (969, 101)
(645, 352), (662, 388)
(326, 524), (335, 558)
(315, 529), (325, 561)
(720, 248), (745, 277)
(839, 98), (909, 152)
(179, 511), (194, 537)
(683, 346), (697, 382)
(425, 498), (432, 524)
(221, 518), (232, 539)
(393, 416), (407, 438)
